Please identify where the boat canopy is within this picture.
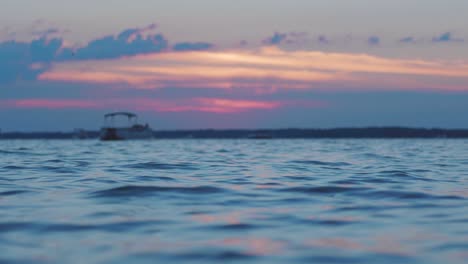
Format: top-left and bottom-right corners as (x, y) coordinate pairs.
(104, 112), (137, 118)
(102, 112), (142, 128)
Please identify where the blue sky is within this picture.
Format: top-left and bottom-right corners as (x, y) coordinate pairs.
(1, 0), (467, 131)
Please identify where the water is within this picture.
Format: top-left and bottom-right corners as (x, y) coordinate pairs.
(1, 139), (467, 264)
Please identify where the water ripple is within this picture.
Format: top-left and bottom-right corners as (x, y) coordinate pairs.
(0, 190), (29, 196)
(290, 160), (352, 166)
(0, 139), (467, 264)
(362, 190), (463, 200)
(279, 186), (370, 194)
(125, 162), (198, 170)
(92, 185), (227, 198)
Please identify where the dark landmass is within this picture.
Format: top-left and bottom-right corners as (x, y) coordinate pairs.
(1, 127), (468, 139)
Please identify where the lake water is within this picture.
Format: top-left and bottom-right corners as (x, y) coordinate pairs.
(1, 139), (467, 263)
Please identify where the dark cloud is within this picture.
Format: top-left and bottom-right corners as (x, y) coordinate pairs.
(30, 38), (62, 62)
(368, 36), (380, 46)
(172, 42), (214, 51)
(0, 25), (167, 83)
(0, 41), (28, 83)
(0, 37), (62, 83)
(432, 32), (464, 43)
(57, 25), (168, 60)
(318, 35), (329, 45)
(0, 24), (216, 83)
(262, 32), (307, 46)
(399, 36), (415, 43)
(263, 32), (287, 45)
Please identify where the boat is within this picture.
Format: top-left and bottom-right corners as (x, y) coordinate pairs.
(100, 112), (153, 141)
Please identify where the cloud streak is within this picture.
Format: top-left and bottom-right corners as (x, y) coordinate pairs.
(0, 97), (323, 113)
(39, 47), (468, 91)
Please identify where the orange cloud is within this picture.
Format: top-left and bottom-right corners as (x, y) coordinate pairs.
(38, 47), (468, 91)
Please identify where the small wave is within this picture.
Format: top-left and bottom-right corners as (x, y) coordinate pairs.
(279, 185), (369, 195)
(378, 170), (435, 182)
(222, 178), (252, 185)
(208, 223), (259, 231)
(285, 176), (315, 181)
(39, 220), (161, 233)
(330, 180), (361, 185)
(334, 205), (389, 212)
(80, 151), (95, 155)
(92, 185), (226, 198)
(0, 149), (43, 156)
(299, 255), (365, 264)
(216, 149), (230, 153)
(125, 162), (197, 170)
(16, 147), (30, 151)
(45, 159), (63, 163)
(134, 176), (177, 181)
(130, 250), (255, 262)
(304, 219), (358, 226)
(0, 190), (29, 196)
(433, 242), (468, 251)
(362, 190), (463, 200)
(38, 166), (78, 174)
(0, 222), (36, 232)
(2, 165), (26, 170)
(73, 161), (90, 167)
(0, 150), (23, 155)
(303, 253), (415, 264)
(179, 251), (255, 261)
(448, 218), (468, 223)
(0, 220), (165, 234)
(361, 178), (400, 184)
(362, 153), (399, 161)
(290, 160), (351, 166)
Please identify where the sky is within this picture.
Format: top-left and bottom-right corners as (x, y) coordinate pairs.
(1, 0), (468, 131)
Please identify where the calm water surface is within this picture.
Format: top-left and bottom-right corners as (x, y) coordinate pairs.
(1, 139), (467, 263)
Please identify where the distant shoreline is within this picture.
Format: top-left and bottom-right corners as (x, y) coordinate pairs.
(1, 127), (468, 139)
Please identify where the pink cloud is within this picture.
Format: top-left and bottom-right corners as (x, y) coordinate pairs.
(196, 98), (281, 112)
(4, 99), (98, 109)
(1, 98), (324, 113)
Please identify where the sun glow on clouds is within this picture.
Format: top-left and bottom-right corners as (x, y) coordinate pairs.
(1, 98), (303, 113)
(39, 47), (468, 91)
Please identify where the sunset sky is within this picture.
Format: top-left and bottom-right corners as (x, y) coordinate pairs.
(1, 0), (468, 131)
